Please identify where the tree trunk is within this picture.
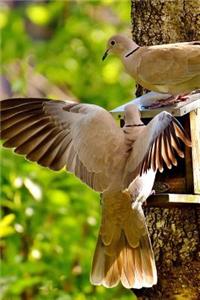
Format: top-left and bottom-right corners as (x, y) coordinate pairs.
(131, 1), (200, 299)
(131, 0), (200, 46)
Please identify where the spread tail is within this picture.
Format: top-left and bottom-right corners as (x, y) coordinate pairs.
(90, 193), (157, 289)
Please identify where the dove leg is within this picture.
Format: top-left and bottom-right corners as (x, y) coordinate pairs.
(150, 189), (155, 196)
(142, 190), (155, 207)
(143, 94), (189, 109)
(141, 189), (155, 207)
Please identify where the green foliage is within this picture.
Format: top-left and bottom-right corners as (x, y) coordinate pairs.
(0, 1), (136, 299)
(1, 0), (134, 108)
(0, 214), (15, 238)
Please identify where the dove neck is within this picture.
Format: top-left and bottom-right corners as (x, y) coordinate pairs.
(125, 107), (142, 126)
(123, 41), (139, 57)
(114, 39), (139, 59)
(125, 46), (140, 58)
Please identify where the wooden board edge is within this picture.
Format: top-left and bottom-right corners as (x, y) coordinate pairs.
(146, 193), (200, 208)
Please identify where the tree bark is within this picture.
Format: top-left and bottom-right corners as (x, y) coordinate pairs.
(131, 0), (200, 46)
(131, 1), (200, 299)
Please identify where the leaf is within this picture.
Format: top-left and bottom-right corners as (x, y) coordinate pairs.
(0, 214), (15, 227)
(26, 5), (50, 26)
(0, 214), (15, 238)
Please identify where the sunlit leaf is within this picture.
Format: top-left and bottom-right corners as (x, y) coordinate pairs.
(24, 178), (42, 201)
(0, 214), (15, 227)
(26, 5), (50, 26)
(0, 10), (8, 29)
(0, 214), (15, 238)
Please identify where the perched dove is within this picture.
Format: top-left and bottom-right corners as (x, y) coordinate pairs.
(103, 35), (200, 108)
(0, 98), (191, 288)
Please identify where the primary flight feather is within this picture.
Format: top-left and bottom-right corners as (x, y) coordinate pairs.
(0, 98), (191, 288)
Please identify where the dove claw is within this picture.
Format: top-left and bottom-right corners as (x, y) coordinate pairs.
(143, 94), (189, 109)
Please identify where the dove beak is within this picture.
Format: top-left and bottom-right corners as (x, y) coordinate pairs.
(102, 49), (109, 61)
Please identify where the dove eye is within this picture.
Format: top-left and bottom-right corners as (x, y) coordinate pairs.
(111, 40), (115, 46)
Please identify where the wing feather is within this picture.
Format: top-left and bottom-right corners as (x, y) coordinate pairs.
(124, 111), (191, 186)
(0, 98), (124, 192)
(27, 130), (65, 162)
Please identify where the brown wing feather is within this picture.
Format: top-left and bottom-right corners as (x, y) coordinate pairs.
(125, 111), (191, 186)
(1, 98), (123, 192)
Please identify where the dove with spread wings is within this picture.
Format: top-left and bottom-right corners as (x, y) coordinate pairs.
(0, 98), (191, 288)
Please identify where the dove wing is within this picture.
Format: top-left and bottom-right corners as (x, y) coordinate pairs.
(0, 98), (125, 192)
(124, 111), (191, 186)
(138, 43), (200, 85)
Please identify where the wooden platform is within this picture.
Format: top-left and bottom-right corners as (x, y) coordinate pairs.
(147, 193), (200, 208)
(111, 91), (200, 118)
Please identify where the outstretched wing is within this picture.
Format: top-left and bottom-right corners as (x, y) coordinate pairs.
(0, 98), (124, 192)
(124, 111), (191, 186)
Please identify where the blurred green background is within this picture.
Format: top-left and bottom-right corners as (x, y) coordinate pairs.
(0, 1), (136, 299)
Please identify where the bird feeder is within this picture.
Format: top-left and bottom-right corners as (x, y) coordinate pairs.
(111, 92), (200, 207)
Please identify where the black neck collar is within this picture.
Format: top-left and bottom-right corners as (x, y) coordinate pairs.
(125, 46), (140, 57)
(125, 124), (145, 127)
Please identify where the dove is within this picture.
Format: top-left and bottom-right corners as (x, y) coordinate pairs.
(0, 98), (192, 288)
(103, 35), (200, 108)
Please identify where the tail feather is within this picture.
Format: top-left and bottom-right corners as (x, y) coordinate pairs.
(91, 236), (121, 288)
(140, 234), (157, 287)
(91, 229), (157, 289)
(120, 235), (136, 288)
(103, 251), (121, 288)
(90, 192), (157, 289)
(90, 236), (105, 285)
(124, 203), (146, 248)
(132, 244), (143, 288)
(90, 191), (157, 289)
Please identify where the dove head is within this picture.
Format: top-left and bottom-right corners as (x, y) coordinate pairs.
(102, 35), (138, 60)
(124, 104), (142, 125)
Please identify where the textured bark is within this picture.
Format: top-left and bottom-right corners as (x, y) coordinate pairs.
(131, 0), (200, 46)
(131, 1), (200, 299)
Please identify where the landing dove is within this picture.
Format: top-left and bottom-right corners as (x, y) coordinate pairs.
(103, 35), (200, 107)
(0, 98), (191, 288)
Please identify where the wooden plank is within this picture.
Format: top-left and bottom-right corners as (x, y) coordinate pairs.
(190, 108), (200, 194)
(139, 97), (200, 119)
(147, 193), (200, 208)
(111, 92), (200, 119)
(174, 98), (200, 116)
(154, 177), (186, 193)
(184, 114), (194, 193)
